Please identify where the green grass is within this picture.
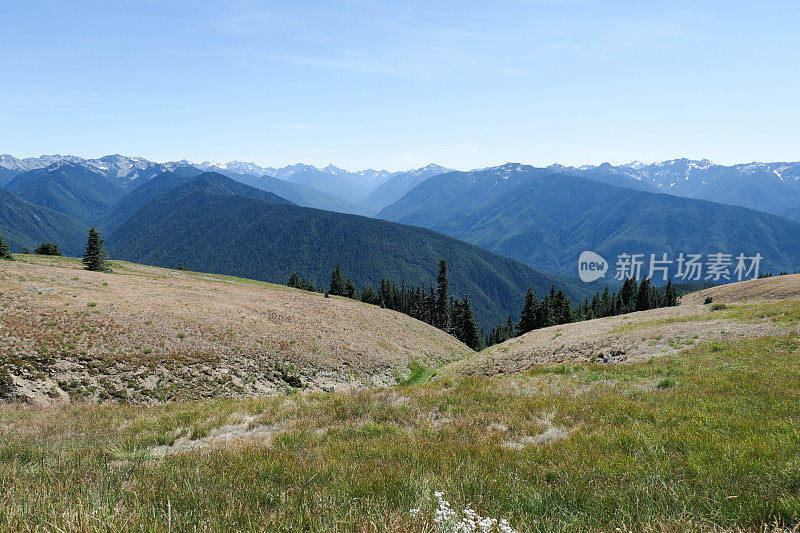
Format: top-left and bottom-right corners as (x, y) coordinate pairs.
(723, 300), (800, 325)
(398, 364), (437, 386)
(1, 331), (799, 530)
(612, 300), (800, 334)
(611, 313), (713, 333)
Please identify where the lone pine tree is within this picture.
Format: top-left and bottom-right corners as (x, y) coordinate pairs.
(82, 226), (108, 272)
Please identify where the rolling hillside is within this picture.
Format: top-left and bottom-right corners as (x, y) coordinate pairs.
(106, 173), (596, 329)
(444, 273), (800, 378)
(378, 163), (800, 276)
(0, 255), (471, 404)
(2, 266), (798, 531)
(97, 166), (205, 230)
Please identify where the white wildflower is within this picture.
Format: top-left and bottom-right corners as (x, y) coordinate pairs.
(410, 491), (517, 533)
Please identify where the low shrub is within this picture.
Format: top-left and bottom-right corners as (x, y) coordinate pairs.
(34, 242), (62, 256)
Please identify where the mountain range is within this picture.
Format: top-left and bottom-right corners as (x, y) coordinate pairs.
(2, 152), (800, 329)
(0, 153), (188, 187)
(550, 159), (800, 221)
(5, 154), (800, 220)
(0, 154), (453, 213)
(377, 163), (800, 277)
(105, 172), (592, 328)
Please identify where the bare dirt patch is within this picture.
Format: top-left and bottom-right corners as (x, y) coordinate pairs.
(149, 414), (283, 457)
(501, 412), (572, 449)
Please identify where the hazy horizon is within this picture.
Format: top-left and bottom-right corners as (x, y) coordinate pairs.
(3, 152), (798, 175)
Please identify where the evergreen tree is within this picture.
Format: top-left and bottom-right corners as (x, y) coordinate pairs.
(0, 232), (12, 261)
(400, 280), (408, 314)
(517, 287), (539, 335)
(648, 284), (661, 309)
(536, 289), (552, 329)
(82, 227), (108, 271)
(664, 278), (678, 306)
(620, 277), (638, 313)
(555, 289), (572, 324)
(426, 286), (436, 325)
(344, 278), (358, 299)
(580, 297), (592, 320)
(635, 277), (652, 311)
(599, 287), (612, 317)
(459, 296), (484, 351)
(329, 264), (345, 295)
(360, 285), (377, 305)
(288, 272), (319, 292)
(435, 259), (450, 330)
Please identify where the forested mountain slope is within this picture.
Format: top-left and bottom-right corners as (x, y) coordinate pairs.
(107, 173), (596, 328)
(0, 189), (88, 255)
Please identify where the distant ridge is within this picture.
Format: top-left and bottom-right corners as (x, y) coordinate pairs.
(5, 153), (800, 219)
(377, 163), (800, 276)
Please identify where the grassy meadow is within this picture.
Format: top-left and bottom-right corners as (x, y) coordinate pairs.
(1, 317), (799, 531)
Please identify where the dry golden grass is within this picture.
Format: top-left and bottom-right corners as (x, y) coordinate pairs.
(682, 273), (800, 305)
(0, 255), (470, 403)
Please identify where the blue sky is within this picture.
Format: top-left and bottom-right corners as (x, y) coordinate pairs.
(1, 0), (798, 170)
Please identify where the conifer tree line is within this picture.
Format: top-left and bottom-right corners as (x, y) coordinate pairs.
(0, 228), (107, 269)
(486, 277), (679, 346)
(759, 271), (798, 278)
(289, 260), (680, 350)
(288, 260), (485, 350)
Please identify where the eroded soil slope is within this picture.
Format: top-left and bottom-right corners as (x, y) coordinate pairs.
(0, 255), (470, 403)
